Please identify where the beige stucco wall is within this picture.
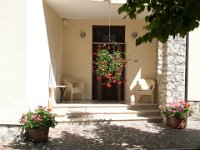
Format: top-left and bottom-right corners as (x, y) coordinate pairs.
(63, 19), (157, 100)
(43, 2), (64, 100)
(0, 0), (27, 124)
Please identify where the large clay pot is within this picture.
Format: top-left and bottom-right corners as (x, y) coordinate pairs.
(26, 128), (49, 142)
(169, 117), (187, 129)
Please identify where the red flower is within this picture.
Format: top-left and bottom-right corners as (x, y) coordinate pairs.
(47, 108), (52, 112)
(112, 79), (117, 83)
(118, 81), (123, 85)
(105, 73), (111, 79)
(96, 76), (102, 81)
(106, 83), (112, 88)
(100, 61), (104, 64)
(185, 103), (190, 108)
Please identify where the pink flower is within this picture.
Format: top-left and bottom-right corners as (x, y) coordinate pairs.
(176, 106), (183, 112)
(179, 100), (185, 104)
(21, 118), (27, 123)
(168, 109), (173, 113)
(106, 83), (112, 88)
(31, 115), (37, 119)
(35, 117), (42, 122)
(112, 79), (117, 83)
(118, 81), (123, 85)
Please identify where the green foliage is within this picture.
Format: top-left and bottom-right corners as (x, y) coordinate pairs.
(118, 0), (200, 45)
(20, 106), (57, 130)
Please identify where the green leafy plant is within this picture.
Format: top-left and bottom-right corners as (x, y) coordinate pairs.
(159, 100), (193, 119)
(93, 44), (128, 88)
(118, 0), (200, 45)
(20, 106), (57, 130)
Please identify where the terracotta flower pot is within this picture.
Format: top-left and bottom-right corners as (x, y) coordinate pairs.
(26, 128), (49, 142)
(169, 117), (187, 129)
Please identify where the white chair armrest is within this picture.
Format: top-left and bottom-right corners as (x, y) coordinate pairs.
(74, 81), (84, 89)
(64, 80), (73, 90)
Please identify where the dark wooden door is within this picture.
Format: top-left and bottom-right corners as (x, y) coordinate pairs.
(92, 26), (125, 101)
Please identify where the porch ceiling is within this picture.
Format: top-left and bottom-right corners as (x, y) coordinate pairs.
(44, 0), (148, 19)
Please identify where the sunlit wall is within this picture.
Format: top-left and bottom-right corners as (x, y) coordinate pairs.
(0, 0), (52, 124)
(0, 0), (27, 124)
(188, 27), (200, 101)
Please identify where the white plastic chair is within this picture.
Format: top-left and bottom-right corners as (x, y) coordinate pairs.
(135, 79), (155, 104)
(63, 76), (84, 102)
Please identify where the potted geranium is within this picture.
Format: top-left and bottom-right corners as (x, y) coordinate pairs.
(159, 100), (193, 129)
(20, 106), (57, 142)
(93, 44), (128, 88)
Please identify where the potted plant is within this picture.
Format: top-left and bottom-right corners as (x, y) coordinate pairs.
(93, 44), (128, 88)
(159, 100), (193, 129)
(20, 106), (57, 142)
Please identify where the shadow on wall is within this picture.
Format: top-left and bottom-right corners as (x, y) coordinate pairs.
(129, 68), (142, 101)
(43, 1), (64, 102)
(129, 68), (156, 103)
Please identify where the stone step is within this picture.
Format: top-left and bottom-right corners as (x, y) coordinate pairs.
(55, 115), (162, 123)
(128, 104), (159, 110)
(53, 109), (160, 116)
(52, 104), (159, 113)
(52, 103), (162, 123)
(53, 103), (129, 109)
(52, 104), (129, 114)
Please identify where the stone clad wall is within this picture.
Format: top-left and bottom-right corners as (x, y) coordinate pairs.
(156, 36), (186, 104)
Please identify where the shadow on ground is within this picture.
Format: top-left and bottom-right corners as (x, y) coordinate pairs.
(2, 121), (200, 150)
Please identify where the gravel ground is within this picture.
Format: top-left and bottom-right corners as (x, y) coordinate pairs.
(1, 117), (200, 150)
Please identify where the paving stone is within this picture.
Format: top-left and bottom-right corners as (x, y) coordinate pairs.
(1, 118), (200, 150)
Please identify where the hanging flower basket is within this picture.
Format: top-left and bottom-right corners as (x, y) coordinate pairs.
(93, 43), (128, 88)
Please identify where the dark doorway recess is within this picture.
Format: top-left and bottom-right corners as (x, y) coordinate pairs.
(92, 26), (125, 101)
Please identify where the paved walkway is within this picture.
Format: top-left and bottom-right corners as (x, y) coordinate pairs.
(1, 116), (200, 150)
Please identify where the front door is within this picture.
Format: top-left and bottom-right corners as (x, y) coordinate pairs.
(92, 26), (125, 101)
